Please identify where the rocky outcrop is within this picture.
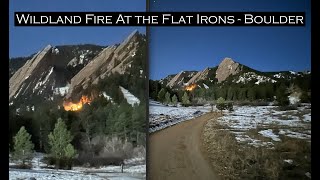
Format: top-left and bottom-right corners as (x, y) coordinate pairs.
(9, 44), (106, 104)
(9, 45), (53, 100)
(186, 67), (210, 85)
(65, 30), (140, 99)
(159, 74), (175, 85)
(215, 58), (243, 82)
(166, 71), (198, 88)
(9, 30), (143, 110)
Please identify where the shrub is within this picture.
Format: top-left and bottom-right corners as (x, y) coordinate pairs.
(75, 153), (124, 167)
(278, 105), (298, 111)
(216, 97), (233, 112)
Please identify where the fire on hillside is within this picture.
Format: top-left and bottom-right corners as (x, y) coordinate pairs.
(63, 95), (92, 111)
(185, 83), (197, 91)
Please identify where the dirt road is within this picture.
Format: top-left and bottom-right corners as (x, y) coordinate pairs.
(148, 112), (220, 180)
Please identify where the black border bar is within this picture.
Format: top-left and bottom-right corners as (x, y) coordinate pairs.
(15, 12), (305, 26)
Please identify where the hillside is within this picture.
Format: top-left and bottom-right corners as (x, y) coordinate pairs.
(9, 30), (147, 168)
(150, 57), (311, 104)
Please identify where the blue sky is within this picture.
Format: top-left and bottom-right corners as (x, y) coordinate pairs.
(150, 0), (311, 80)
(9, 0), (146, 58)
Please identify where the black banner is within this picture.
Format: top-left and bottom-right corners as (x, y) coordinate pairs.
(14, 12), (305, 26)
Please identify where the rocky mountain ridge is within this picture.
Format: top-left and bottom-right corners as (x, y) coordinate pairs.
(9, 30), (144, 108)
(158, 57), (310, 89)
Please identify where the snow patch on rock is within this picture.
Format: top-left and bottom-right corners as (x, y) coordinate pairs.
(120, 86), (140, 106)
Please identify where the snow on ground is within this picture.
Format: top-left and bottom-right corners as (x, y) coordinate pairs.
(203, 83), (209, 89)
(233, 72), (277, 84)
(258, 129), (281, 141)
(273, 73), (284, 79)
(218, 106), (310, 130)
(290, 71), (297, 75)
(73, 164), (146, 180)
(217, 104), (311, 147)
(279, 129), (311, 140)
(289, 96), (300, 105)
(149, 100), (212, 133)
(9, 168), (105, 180)
(100, 91), (114, 103)
(120, 86), (140, 106)
(54, 85), (69, 96)
(149, 100), (310, 147)
(10, 153), (146, 180)
(303, 114), (311, 122)
(235, 134), (274, 148)
(284, 159), (293, 164)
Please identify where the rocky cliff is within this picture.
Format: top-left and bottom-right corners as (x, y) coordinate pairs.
(9, 30), (143, 107)
(215, 58), (243, 82)
(166, 71), (198, 88)
(186, 67), (210, 85)
(65, 30), (140, 99)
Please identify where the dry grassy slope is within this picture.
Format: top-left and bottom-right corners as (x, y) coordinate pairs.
(202, 116), (311, 180)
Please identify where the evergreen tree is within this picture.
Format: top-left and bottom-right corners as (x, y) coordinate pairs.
(276, 85), (289, 106)
(300, 91), (310, 103)
(247, 87), (256, 101)
(257, 86), (267, 100)
(172, 94), (178, 106)
(209, 88), (216, 100)
(131, 103), (146, 135)
(177, 90), (185, 102)
(13, 126), (34, 165)
(64, 144), (77, 160)
(227, 87), (234, 101)
(182, 92), (190, 106)
(157, 88), (166, 103)
(165, 92), (171, 105)
(265, 84), (274, 100)
(48, 118), (76, 168)
(217, 87), (227, 100)
(238, 88), (247, 101)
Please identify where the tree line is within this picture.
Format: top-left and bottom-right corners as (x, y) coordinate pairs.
(150, 79), (311, 106)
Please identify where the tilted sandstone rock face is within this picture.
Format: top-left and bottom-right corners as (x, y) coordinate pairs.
(65, 30), (140, 99)
(166, 71), (197, 88)
(9, 30), (141, 105)
(186, 67), (210, 85)
(215, 58), (243, 82)
(9, 45), (53, 100)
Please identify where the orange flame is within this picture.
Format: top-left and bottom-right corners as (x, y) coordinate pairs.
(185, 84), (197, 91)
(63, 95), (92, 111)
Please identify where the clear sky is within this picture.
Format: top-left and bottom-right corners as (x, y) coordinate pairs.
(9, 0), (146, 58)
(150, 0), (311, 80)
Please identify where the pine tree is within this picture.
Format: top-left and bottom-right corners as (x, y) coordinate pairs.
(300, 91), (310, 103)
(182, 92), (190, 106)
(218, 87), (227, 100)
(257, 86), (267, 100)
(227, 87), (234, 101)
(165, 92), (171, 105)
(157, 88), (166, 103)
(48, 118), (76, 168)
(247, 87), (256, 101)
(238, 88), (247, 101)
(13, 126), (34, 165)
(64, 144), (77, 160)
(276, 85), (289, 106)
(172, 94), (178, 106)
